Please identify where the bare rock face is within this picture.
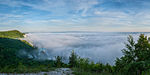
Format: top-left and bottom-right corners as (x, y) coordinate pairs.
(0, 68), (74, 75)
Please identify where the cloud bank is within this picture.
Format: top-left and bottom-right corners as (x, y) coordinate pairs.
(23, 32), (150, 65)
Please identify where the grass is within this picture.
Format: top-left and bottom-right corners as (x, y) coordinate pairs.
(0, 30), (25, 38)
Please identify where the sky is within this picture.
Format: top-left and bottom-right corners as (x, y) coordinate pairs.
(0, 0), (150, 32)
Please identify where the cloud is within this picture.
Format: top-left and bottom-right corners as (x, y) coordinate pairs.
(0, 14), (23, 19)
(71, 0), (99, 16)
(24, 32), (130, 65)
(1, 10), (150, 32)
(0, 0), (150, 32)
(0, 0), (99, 16)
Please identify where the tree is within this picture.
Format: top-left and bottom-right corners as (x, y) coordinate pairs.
(105, 63), (112, 73)
(135, 34), (150, 61)
(122, 35), (136, 63)
(55, 56), (63, 67)
(115, 35), (136, 73)
(115, 34), (150, 75)
(69, 50), (78, 67)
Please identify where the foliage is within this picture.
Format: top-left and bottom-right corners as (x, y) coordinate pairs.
(68, 50), (114, 75)
(72, 68), (113, 75)
(0, 37), (56, 73)
(69, 50), (78, 67)
(115, 34), (150, 75)
(55, 56), (63, 67)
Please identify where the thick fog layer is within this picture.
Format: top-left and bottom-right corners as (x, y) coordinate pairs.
(24, 32), (150, 65)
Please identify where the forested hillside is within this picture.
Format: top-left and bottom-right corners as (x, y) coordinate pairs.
(0, 30), (56, 73)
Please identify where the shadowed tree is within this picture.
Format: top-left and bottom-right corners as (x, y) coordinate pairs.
(55, 56), (63, 68)
(69, 50), (78, 67)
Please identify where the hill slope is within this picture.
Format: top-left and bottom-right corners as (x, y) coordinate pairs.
(0, 30), (25, 38)
(0, 30), (55, 73)
(0, 38), (34, 67)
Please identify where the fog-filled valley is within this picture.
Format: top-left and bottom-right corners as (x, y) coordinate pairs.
(24, 32), (149, 65)
(1, 30), (150, 74)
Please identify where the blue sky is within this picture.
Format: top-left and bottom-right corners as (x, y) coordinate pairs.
(0, 0), (150, 32)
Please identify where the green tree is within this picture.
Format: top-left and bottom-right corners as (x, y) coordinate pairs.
(77, 57), (90, 71)
(115, 35), (136, 73)
(115, 34), (150, 75)
(55, 56), (63, 67)
(135, 34), (150, 61)
(69, 50), (78, 67)
(105, 63), (112, 73)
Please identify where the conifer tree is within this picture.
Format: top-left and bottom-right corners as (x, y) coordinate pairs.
(69, 50), (78, 67)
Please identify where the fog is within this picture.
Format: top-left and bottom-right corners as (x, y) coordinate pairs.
(24, 32), (150, 65)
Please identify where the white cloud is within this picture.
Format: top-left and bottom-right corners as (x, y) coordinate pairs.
(1, 0), (150, 32)
(94, 10), (130, 18)
(73, 0), (99, 16)
(0, 0), (99, 16)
